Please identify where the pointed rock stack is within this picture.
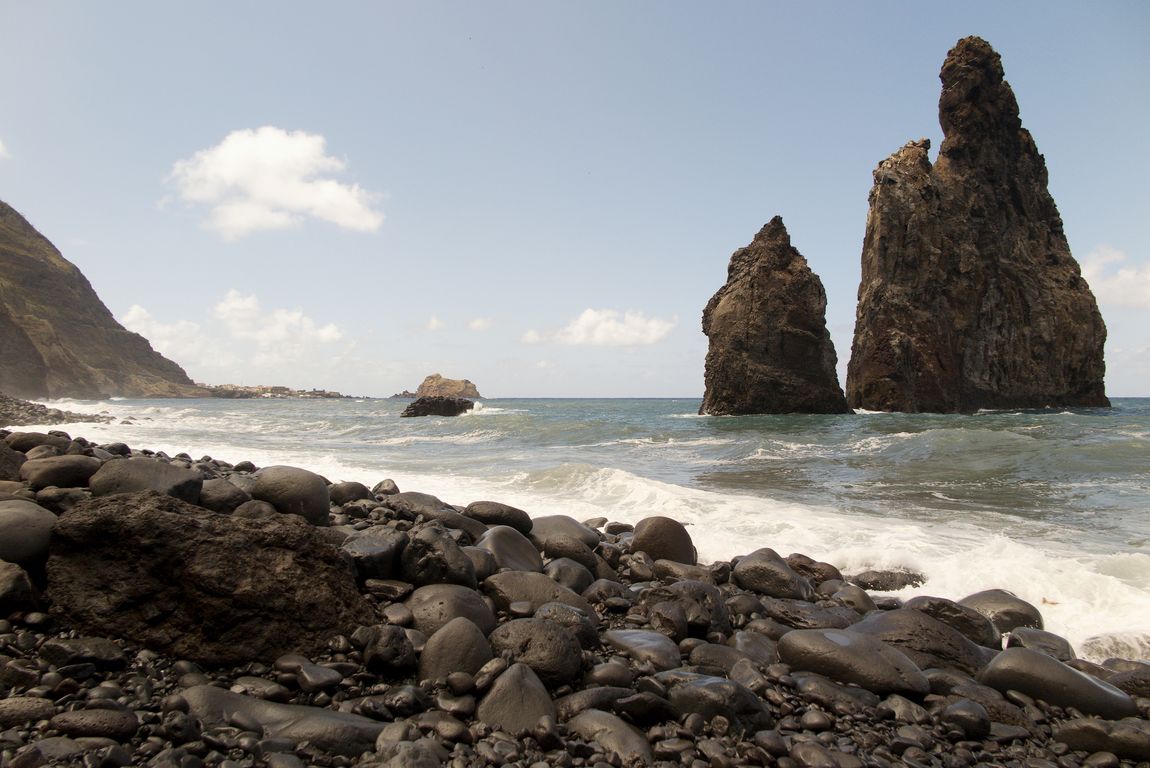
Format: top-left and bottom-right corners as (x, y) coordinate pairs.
(846, 37), (1108, 412)
(700, 216), (848, 415)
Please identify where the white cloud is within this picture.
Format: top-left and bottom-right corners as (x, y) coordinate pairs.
(469, 317), (494, 331)
(426, 315), (444, 331)
(120, 291), (348, 380)
(120, 305), (219, 364)
(530, 308), (677, 346)
(167, 126), (383, 239)
(1082, 245), (1150, 309)
(214, 290), (343, 350)
(0, 137), (9, 160)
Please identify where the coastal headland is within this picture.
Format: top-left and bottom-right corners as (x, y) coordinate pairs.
(1, 426), (1147, 767)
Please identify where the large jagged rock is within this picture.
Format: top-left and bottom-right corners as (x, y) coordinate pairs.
(47, 492), (373, 665)
(846, 37), (1108, 412)
(415, 373), (482, 399)
(0, 200), (207, 399)
(700, 216), (848, 415)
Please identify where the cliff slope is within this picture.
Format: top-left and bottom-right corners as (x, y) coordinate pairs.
(846, 37), (1108, 412)
(701, 216), (848, 415)
(0, 201), (207, 399)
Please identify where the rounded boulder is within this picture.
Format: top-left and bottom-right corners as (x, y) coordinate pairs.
(978, 647), (1137, 719)
(19, 455), (102, 490)
(90, 457), (203, 504)
(733, 547), (815, 601)
(405, 583), (496, 637)
(631, 515), (696, 565)
(958, 588), (1043, 634)
(0, 499), (57, 568)
(489, 618), (583, 687)
(198, 477), (252, 514)
(476, 525), (544, 572)
(251, 465), (330, 525)
(419, 616), (493, 683)
(778, 628), (930, 696)
(465, 500), (532, 534)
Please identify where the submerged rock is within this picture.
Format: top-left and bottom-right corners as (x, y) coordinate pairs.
(401, 396), (475, 417)
(701, 216), (848, 415)
(846, 37), (1108, 412)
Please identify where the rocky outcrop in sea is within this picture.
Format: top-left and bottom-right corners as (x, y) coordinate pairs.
(414, 375), (482, 400)
(1, 426), (1147, 767)
(846, 37), (1109, 413)
(400, 397), (476, 418)
(701, 217), (848, 415)
(0, 201), (208, 400)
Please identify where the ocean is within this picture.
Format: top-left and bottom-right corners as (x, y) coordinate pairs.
(26, 396), (1150, 663)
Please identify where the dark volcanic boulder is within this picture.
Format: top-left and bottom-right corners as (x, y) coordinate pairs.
(851, 608), (996, 676)
(0, 441), (27, 481)
(47, 491), (373, 665)
(978, 647), (1137, 719)
(19, 455), (102, 491)
(958, 588), (1043, 634)
(777, 628), (930, 696)
(631, 515), (696, 565)
(846, 37), (1108, 412)
(400, 396), (474, 417)
(0, 498), (57, 568)
(182, 685), (384, 757)
(251, 465), (330, 525)
(700, 216), (848, 415)
(89, 456), (202, 503)
(489, 618), (583, 687)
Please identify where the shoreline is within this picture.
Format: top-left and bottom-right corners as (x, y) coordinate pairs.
(1, 427), (1148, 766)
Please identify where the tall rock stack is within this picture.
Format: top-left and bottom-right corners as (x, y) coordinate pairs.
(700, 216), (848, 415)
(846, 37), (1108, 412)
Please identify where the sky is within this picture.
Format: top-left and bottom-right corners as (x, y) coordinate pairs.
(1, 2), (1148, 398)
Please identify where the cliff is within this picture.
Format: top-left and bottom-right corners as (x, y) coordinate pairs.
(700, 217), (849, 415)
(414, 374), (482, 399)
(846, 37), (1108, 412)
(0, 201), (208, 399)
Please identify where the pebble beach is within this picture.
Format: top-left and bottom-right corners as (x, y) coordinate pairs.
(1, 424), (1149, 767)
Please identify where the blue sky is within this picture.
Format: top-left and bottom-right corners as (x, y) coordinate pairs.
(1, 2), (1147, 397)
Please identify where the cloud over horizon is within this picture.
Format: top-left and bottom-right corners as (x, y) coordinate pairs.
(1082, 245), (1150, 310)
(121, 290), (348, 380)
(524, 308), (677, 346)
(167, 126), (384, 240)
(0, 137), (10, 160)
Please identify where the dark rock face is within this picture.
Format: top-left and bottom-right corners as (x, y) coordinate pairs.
(0, 200), (207, 399)
(400, 396), (475, 417)
(846, 37), (1108, 412)
(47, 492), (373, 665)
(700, 216), (848, 415)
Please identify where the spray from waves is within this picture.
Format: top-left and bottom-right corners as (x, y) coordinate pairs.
(407, 461), (1150, 661)
(19, 398), (1150, 662)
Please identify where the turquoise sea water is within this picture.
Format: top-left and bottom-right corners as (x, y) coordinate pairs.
(25, 396), (1150, 661)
